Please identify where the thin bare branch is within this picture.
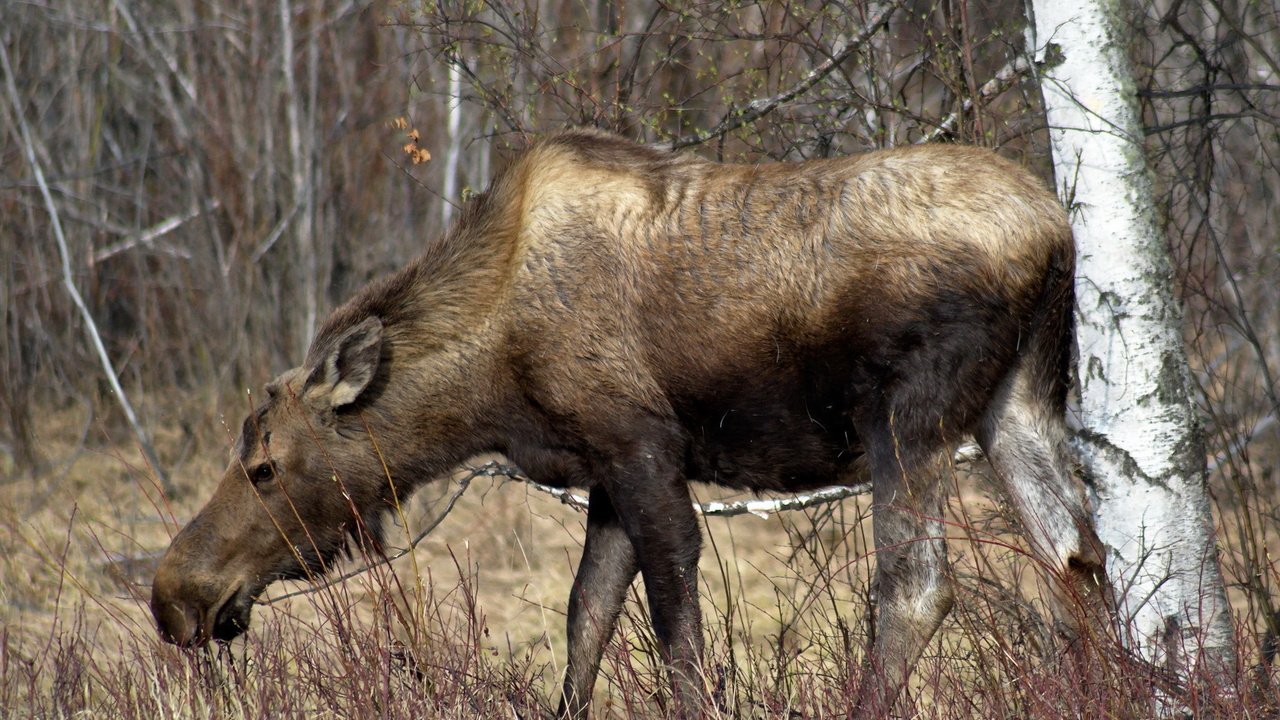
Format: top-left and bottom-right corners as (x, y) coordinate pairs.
(667, 1), (902, 150)
(919, 56), (1031, 144)
(92, 202), (217, 264)
(261, 468), (477, 604)
(0, 36), (173, 495)
(1143, 109), (1280, 135)
(1137, 82), (1280, 98)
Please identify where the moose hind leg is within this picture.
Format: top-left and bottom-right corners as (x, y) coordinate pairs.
(857, 444), (955, 718)
(977, 368), (1111, 639)
(559, 487), (639, 720)
(597, 437), (706, 718)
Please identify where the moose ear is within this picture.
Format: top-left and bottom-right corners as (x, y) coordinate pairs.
(307, 316), (383, 409)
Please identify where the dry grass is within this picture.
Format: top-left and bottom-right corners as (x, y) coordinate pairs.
(3, 0), (1280, 716)
(3, 404), (1277, 718)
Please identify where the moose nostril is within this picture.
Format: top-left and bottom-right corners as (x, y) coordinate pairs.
(152, 593), (203, 647)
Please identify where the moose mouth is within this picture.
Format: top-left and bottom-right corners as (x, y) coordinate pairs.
(153, 535), (363, 647)
(205, 554), (331, 644)
(153, 583), (254, 648)
(210, 590), (255, 643)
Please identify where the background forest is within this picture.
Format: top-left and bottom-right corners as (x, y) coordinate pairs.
(3, 0), (1280, 717)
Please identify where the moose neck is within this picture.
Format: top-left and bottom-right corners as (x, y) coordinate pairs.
(318, 223), (519, 499)
(370, 333), (508, 497)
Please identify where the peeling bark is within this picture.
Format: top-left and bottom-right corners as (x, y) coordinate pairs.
(1028, 0), (1236, 683)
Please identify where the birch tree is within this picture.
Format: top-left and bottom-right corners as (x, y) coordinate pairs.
(1027, 0), (1236, 680)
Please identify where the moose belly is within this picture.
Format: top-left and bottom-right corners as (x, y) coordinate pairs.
(675, 373), (864, 493)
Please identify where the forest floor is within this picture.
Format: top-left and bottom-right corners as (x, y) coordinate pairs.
(1, 401), (1275, 718)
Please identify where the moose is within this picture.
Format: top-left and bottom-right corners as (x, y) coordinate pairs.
(151, 128), (1111, 718)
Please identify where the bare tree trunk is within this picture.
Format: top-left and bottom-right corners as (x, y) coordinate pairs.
(442, 57), (464, 228)
(1027, 0), (1236, 686)
(281, 0), (317, 355)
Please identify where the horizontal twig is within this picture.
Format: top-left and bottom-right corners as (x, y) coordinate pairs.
(518, 442), (983, 517)
(1137, 82), (1280, 99)
(258, 443), (987, 602)
(262, 469), (477, 604)
(93, 201), (217, 264)
(1143, 109), (1280, 135)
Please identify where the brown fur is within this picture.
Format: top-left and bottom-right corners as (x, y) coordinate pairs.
(152, 129), (1110, 718)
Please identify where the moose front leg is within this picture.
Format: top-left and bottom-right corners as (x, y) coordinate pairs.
(559, 487), (639, 720)
(601, 445), (706, 718)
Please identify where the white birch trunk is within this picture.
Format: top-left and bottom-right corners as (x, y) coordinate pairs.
(1027, 0), (1235, 680)
(442, 58), (464, 228)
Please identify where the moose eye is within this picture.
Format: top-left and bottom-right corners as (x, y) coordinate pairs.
(248, 462), (276, 485)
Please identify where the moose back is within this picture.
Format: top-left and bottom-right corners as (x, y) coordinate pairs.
(151, 129), (1109, 718)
